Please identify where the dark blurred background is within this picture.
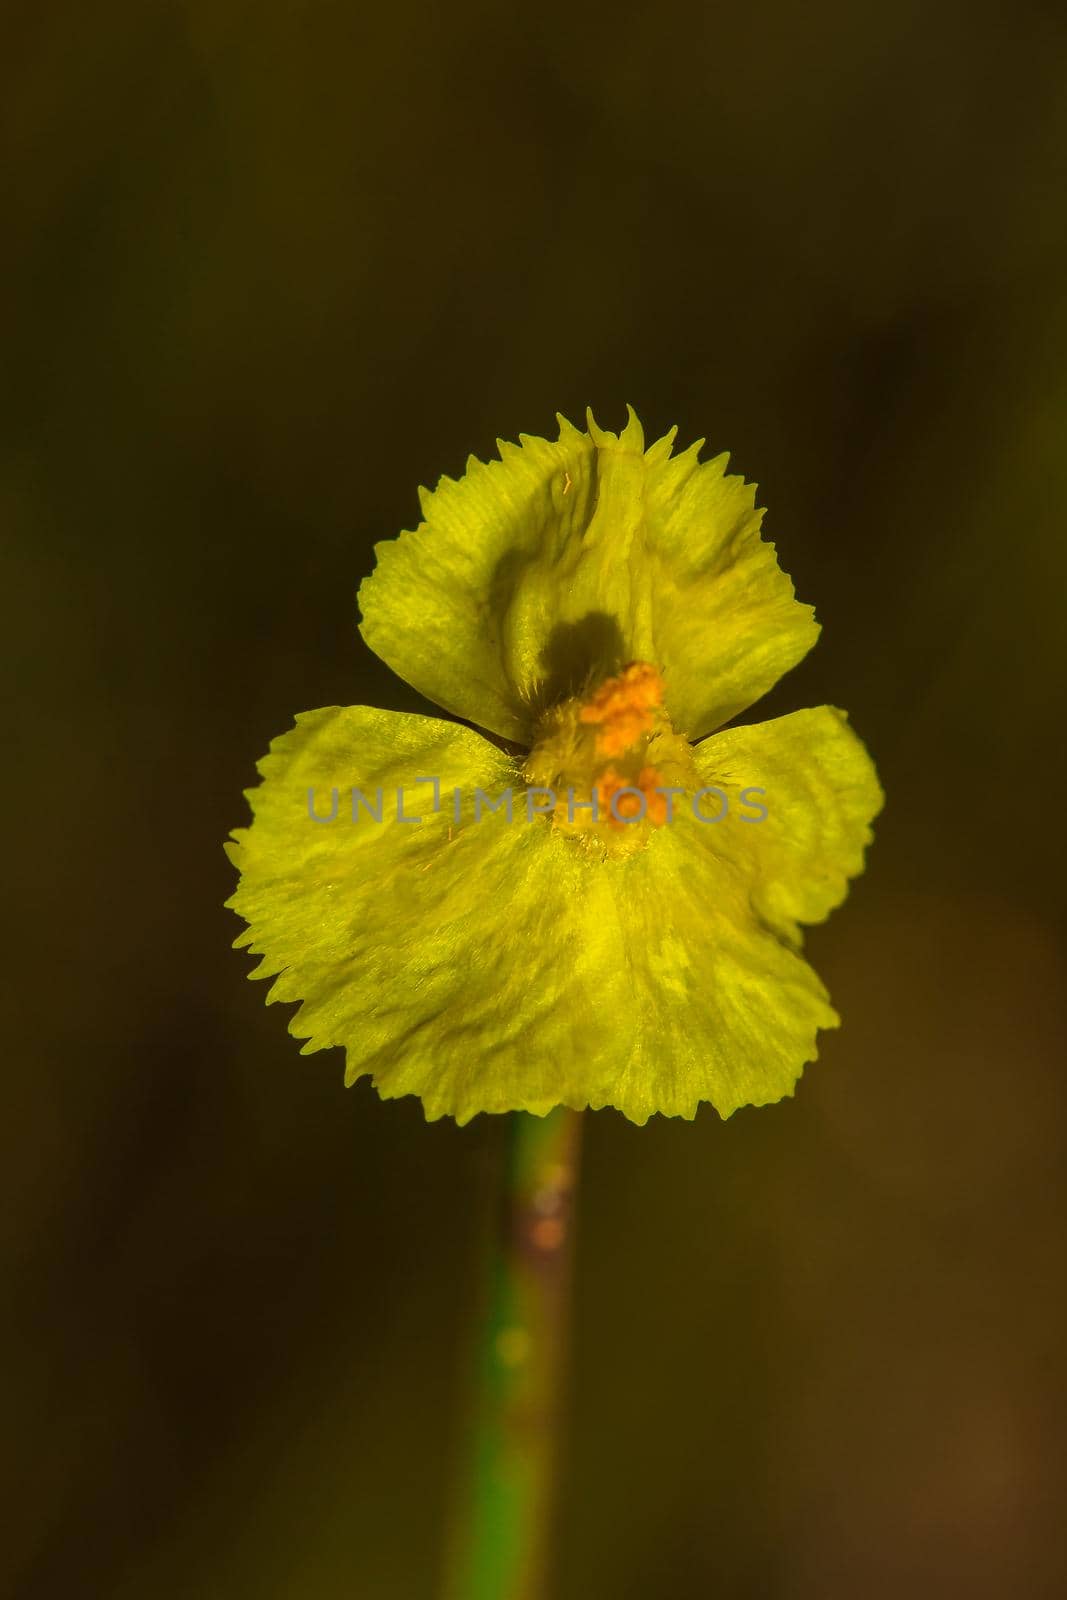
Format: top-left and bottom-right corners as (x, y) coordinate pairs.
(5, 2), (1067, 1595)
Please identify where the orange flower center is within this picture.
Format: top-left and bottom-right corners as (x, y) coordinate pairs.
(525, 661), (696, 857)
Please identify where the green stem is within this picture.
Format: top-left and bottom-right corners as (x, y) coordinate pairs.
(443, 1109), (584, 1600)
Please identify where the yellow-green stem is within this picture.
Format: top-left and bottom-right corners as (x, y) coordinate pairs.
(443, 1109), (584, 1600)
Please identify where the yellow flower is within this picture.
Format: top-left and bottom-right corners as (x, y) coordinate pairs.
(226, 408), (882, 1124)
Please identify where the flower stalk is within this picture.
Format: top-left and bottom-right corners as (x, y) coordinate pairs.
(443, 1108), (584, 1600)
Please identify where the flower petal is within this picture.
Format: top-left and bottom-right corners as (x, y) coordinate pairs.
(588, 816), (841, 1122)
(358, 408), (819, 744)
(227, 702), (879, 1125)
(227, 704), (616, 1122)
(691, 706), (885, 944)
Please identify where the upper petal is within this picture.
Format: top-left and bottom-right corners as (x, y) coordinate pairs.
(358, 408), (819, 744)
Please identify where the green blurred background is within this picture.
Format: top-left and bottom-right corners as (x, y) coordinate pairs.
(6, 2), (1067, 1595)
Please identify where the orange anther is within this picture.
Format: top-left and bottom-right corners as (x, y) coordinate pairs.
(579, 662), (665, 758)
(593, 762), (669, 831)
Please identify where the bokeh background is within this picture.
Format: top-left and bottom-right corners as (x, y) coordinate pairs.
(6, 2), (1067, 1595)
